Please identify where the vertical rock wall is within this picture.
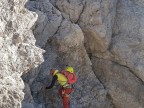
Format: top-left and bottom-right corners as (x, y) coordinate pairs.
(0, 0), (43, 108)
(1, 0), (144, 108)
(92, 0), (144, 108)
(23, 0), (113, 108)
(23, 0), (144, 108)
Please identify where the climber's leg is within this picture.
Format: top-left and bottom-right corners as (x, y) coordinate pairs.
(59, 88), (73, 108)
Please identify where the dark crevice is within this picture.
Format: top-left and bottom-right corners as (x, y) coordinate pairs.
(93, 56), (144, 85)
(106, 94), (117, 108)
(75, 1), (86, 24)
(53, 18), (63, 36)
(88, 53), (92, 60)
(91, 56), (144, 108)
(66, 0), (70, 4)
(92, 70), (106, 90)
(108, 0), (119, 51)
(77, 0), (119, 107)
(49, 0), (86, 24)
(89, 55), (116, 108)
(42, 18), (63, 50)
(112, 60), (144, 85)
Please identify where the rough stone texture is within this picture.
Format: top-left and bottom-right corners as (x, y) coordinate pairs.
(0, 0), (43, 108)
(92, 58), (144, 108)
(35, 20), (111, 108)
(1, 0), (144, 108)
(22, 0), (112, 107)
(51, 0), (117, 54)
(22, 83), (34, 108)
(110, 0), (144, 82)
(90, 0), (144, 107)
(25, 0), (62, 48)
(78, 0), (118, 55)
(21, 0), (143, 108)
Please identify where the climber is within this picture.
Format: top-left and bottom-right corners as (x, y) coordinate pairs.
(45, 67), (77, 108)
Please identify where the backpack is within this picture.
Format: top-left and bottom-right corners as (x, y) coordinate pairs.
(61, 70), (77, 84)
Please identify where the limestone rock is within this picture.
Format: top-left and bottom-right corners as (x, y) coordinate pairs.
(111, 0), (144, 81)
(25, 0), (62, 48)
(1, 0), (144, 108)
(22, 83), (34, 108)
(55, 0), (84, 23)
(92, 58), (144, 108)
(22, 0), (144, 108)
(24, 18), (112, 108)
(51, 0), (117, 58)
(0, 0), (44, 108)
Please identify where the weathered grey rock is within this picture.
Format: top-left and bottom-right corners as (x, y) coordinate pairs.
(78, 0), (117, 55)
(22, 0), (114, 107)
(22, 0), (144, 108)
(92, 57), (144, 108)
(56, 20), (112, 107)
(22, 83), (34, 108)
(55, 0), (84, 23)
(52, 0), (117, 56)
(24, 17), (112, 107)
(1, 0), (144, 108)
(0, 0), (44, 108)
(25, 0), (62, 48)
(111, 0), (144, 81)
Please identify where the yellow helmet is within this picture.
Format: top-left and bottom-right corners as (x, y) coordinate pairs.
(65, 67), (74, 73)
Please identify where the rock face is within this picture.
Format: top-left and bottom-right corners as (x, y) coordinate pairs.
(92, 58), (144, 108)
(111, 0), (144, 81)
(1, 0), (144, 108)
(23, 0), (112, 108)
(0, 0), (43, 108)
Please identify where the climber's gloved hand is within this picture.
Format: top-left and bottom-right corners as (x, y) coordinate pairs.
(45, 87), (50, 89)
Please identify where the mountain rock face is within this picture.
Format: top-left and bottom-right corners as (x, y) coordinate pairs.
(0, 0), (44, 108)
(1, 0), (144, 108)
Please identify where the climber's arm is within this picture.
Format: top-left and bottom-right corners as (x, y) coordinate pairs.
(45, 75), (57, 89)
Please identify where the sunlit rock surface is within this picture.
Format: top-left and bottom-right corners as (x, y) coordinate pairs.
(1, 0), (144, 108)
